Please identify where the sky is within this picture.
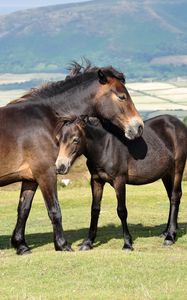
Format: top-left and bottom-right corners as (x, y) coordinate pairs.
(0, 0), (92, 13)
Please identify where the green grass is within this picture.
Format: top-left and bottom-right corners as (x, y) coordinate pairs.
(0, 181), (187, 299)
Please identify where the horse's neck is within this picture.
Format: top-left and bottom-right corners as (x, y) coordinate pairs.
(51, 81), (97, 116)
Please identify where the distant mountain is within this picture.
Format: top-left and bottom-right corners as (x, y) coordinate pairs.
(0, 0), (187, 79)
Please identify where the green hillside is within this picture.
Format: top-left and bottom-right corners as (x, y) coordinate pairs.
(0, 0), (187, 79)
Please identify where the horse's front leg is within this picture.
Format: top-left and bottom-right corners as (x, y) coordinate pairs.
(11, 181), (38, 255)
(80, 177), (104, 251)
(113, 177), (133, 251)
(37, 170), (73, 251)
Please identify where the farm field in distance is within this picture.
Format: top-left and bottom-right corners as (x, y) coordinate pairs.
(0, 73), (187, 120)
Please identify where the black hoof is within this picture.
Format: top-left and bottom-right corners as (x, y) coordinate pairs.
(55, 242), (74, 252)
(163, 232), (176, 246)
(16, 245), (31, 255)
(62, 244), (74, 252)
(79, 242), (93, 251)
(122, 244), (134, 251)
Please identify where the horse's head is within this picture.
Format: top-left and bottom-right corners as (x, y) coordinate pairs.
(55, 116), (86, 175)
(94, 67), (144, 140)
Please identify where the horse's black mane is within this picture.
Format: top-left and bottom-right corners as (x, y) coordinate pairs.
(66, 59), (125, 82)
(8, 59), (125, 105)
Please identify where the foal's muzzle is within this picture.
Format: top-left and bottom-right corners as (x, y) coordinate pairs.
(55, 157), (71, 175)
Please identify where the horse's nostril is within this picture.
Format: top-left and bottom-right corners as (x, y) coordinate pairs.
(138, 125), (143, 136)
(58, 164), (66, 174)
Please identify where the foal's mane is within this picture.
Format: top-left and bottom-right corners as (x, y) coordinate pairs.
(55, 113), (85, 137)
(8, 59), (125, 105)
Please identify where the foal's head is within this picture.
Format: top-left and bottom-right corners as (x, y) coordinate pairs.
(55, 116), (86, 174)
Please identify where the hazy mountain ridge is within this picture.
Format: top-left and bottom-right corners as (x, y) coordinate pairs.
(0, 0), (187, 79)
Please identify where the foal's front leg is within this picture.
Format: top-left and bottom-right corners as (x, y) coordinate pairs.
(80, 177), (104, 251)
(37, 170), (72, 251)
(113, 177), (133, 250)
(11, 181), (38, 255)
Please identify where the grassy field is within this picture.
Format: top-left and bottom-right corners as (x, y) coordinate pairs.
(0, 180), (187, 299)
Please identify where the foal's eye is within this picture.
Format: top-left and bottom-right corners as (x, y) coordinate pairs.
(72, 137), (80, 144)
(118, 94), (127, 101)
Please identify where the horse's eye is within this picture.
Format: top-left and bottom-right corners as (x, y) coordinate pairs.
(118, 94), (127, 101)
(73, 137), (80, 144)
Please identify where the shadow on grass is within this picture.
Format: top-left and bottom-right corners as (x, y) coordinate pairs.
(0, 222), (187, 251)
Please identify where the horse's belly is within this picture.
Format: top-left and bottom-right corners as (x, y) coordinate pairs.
(0, 162), (34, 186)
(127, 155), (172, 185)
(127, 170), (163, 185)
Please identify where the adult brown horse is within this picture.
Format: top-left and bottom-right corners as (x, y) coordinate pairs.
(55, 115), (187, 250)
(0, 62), (143, 254)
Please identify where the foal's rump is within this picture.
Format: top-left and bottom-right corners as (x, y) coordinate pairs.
(154, 115), (187, 173)
(147, 114), (187, 160)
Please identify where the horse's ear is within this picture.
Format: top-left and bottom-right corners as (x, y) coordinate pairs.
(98, 69), (108, 84)
(79, 115), (89, 125)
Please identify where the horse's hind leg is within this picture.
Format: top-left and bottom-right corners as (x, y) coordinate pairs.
(80, 177), (104, 251)
(162, 166), (184, 245)
(11, 181), (38, 255)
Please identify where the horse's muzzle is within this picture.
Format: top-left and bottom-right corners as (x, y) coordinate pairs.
(124, 119), (144, 140)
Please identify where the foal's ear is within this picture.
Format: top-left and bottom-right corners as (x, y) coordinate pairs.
(98, 69), (108, 84)
(87, 117), (100, 126)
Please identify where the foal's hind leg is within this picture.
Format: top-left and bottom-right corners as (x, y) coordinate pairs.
(113, 177), (133, 251)
(80, 177), (104, 251)
(162, 170), (183, 245)
(162, 175), (173, 237)
(11, 181), (38, 255)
